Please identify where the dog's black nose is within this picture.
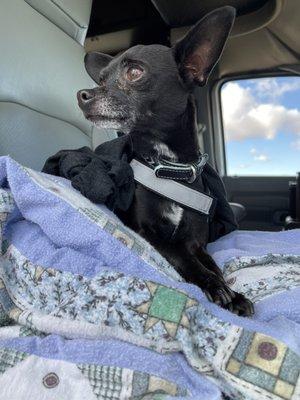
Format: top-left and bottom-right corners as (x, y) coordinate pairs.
(77, 89), (95, 105)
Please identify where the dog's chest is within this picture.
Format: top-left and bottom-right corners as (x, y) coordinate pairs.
(132, 140), (207, 244)
(152, 142), (184, 231)
(162, 202), (183, 229)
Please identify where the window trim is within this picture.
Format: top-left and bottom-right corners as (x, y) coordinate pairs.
(211, 71), (297, 177)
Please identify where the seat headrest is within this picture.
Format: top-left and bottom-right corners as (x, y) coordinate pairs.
(25, 0), (92, 45)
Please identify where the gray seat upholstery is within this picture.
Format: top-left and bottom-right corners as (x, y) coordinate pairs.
(0, 0), (115, 171)
(25, 0), (93, 45)
(230, 202), (247, 223)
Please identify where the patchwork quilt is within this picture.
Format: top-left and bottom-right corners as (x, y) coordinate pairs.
(0, 155), (299, 400)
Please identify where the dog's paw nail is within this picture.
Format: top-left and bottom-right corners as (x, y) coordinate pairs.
(217, 289), (232, 305)
(248, 302), (255, 316)
(204, 291), (214, 302)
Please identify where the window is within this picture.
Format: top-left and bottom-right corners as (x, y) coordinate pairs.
(220, 76), (300, 176)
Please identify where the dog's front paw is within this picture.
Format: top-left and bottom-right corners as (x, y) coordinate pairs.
(203, 278), (235, 309)
(203, 279), (254, 317)
(227, 292), (254, 317)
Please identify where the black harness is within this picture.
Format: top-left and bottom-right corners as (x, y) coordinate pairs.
(131, 154), (217, 217)
(42, 135), (237, 242)
(153, 153), (209, 183)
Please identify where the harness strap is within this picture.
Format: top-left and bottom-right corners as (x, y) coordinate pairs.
(130, 159), (216, 216)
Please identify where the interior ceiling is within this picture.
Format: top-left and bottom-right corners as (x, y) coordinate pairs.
(87, 0), (168, 45)
(218, 0), (300, 77)
(86, 0), (300, 78)
(151, 0), (270, 26)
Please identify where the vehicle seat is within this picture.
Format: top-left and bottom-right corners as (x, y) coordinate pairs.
(230, 202), (247, 223)
(0, 0), (116, 171)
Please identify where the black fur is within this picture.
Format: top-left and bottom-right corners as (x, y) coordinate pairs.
(77, 7), (254, 316)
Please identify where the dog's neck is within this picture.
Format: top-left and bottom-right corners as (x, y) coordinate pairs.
(130, 95), (200, 164)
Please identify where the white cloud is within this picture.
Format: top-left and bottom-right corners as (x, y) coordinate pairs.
(249, 147), (270, 162)
(252, 78), (300, 100)
(291, 138), (300, 151)
(238, 163), (251, 169)
(253, 154), (269, 162)
(221, 82), (300, 142)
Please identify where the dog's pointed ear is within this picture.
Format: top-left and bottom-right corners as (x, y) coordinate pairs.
(84, 52), (113, 83)
(173, 6), (235, 86)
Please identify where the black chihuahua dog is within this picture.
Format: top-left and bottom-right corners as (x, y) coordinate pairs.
(77, 6), (254, 316)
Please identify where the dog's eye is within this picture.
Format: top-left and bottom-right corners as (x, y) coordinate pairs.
(125, 66), (144, 82)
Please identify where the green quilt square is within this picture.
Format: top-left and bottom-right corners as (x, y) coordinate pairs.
(280, 349), (300, 385)
(238, 365), (276, 392)
(148, 286), (187, 323)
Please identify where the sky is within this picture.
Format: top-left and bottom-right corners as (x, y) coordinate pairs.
(221, 77), (300, 176)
